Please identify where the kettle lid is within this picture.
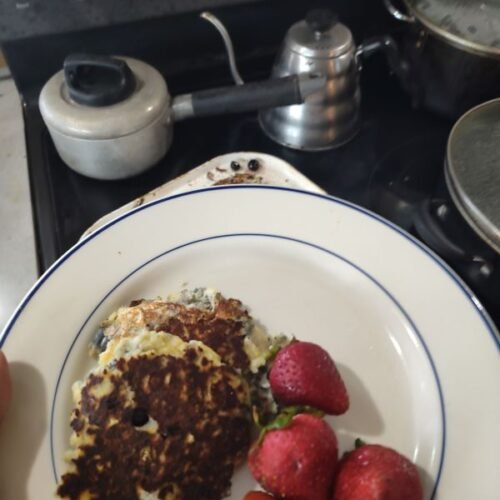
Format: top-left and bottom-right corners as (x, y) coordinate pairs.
(285, 9), (354, 58)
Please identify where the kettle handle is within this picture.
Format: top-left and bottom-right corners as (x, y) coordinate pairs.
(383, 0), (415, 23)
(172, 74), (325, 121)
(356, 36), (418, 103)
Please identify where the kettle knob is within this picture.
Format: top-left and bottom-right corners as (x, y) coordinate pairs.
(305, 9), (338, 33)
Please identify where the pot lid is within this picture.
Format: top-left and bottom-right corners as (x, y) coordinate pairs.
(39, 55), (169, 140)
(406, 0), (500, 57)
(446, 98), (500, 253)
(285, 9), (354, 58)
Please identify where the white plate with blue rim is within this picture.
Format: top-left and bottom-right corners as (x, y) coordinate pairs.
(0, 185), (498, 499)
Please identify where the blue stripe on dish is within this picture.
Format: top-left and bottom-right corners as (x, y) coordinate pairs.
(49, 233), (446, 500)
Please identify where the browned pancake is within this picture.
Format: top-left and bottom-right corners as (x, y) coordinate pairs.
(57, 342), (251, 499)
(97, 289), (256, 372)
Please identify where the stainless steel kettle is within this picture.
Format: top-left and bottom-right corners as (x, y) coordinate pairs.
(260, 9), (411, 151)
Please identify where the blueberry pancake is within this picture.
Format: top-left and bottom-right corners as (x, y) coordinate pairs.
(95, 288), (273, 374)
(57, 332), (251, 499)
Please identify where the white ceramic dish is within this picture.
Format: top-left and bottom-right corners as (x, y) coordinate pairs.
(80, 152), (324, 238)
(0, 186), (498, 499)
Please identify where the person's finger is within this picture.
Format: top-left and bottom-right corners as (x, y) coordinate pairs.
(0, 351), (11, 421)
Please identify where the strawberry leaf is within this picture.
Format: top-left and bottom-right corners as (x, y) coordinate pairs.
(264, 335), (293, 364)
(354, 438), (366, 449)
(256, 405), (325, 444)
(262, 410), (295, 433)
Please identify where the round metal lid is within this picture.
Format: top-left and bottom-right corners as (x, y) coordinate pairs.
(285, 10), (354, 58)
(446, 98), (500, 253)
(39, 57), (169, 140)
(406, 0), (500, 57)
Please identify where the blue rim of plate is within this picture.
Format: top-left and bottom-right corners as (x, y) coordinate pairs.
(49, 231), (446, 498)
(1, 185), (498, 496)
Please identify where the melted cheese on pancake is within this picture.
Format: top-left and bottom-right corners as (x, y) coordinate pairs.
(99, 330), (222, 368)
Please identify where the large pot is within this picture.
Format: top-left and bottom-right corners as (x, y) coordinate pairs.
(384, 0), (500, 117)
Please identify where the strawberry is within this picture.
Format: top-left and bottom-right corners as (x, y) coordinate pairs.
(248, 412), (338, 500)
(269, 341), (349, 415)
(333, 444), (423, 500)
(243, 492), (275, 500)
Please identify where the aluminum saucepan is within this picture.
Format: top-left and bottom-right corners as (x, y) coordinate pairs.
(39, 54), (324, 180)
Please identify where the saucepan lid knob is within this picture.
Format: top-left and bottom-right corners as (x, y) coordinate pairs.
(63, 54), (136, 107)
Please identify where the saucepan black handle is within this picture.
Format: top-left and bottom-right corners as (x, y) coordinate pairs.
(64, 54), (136, 107)
(412, 199), (495, 283)
(413, 199), (468, 261)
(172, 74), (325, 121)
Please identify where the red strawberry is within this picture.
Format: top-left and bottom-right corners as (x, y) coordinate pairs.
(243, 492), (275, 500)
(269, 341), (349, 415)
(248, 413), (338, 500)
(333, 444), (423, 500)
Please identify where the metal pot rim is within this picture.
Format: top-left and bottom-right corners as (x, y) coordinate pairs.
(404, 0), (500, 59)
(445, 98), (500, 254)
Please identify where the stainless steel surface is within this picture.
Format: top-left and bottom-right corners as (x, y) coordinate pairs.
(200, 11), (244, 85)
(446, 98), (500, 253)
(383, 0), (415, 23)
(172, 94), (194, 121)
(405, 0), (500, 58)
(48, 109), (171, 180)
(285, 14), (354, 58)
(296, 73), (328, 99)
(259, 11), (360, 151)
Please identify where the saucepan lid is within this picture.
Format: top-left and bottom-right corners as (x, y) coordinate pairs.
(446, 98), (500, 253)
(39, 55), (169, 140)
(405, 0), (500, 58)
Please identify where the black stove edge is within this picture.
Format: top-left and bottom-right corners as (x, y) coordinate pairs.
(22, 106), (58, 274)
(2, 0), (388, 99)
(0, 0), (260, 42)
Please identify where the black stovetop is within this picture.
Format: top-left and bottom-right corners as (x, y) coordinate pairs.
(7, 0), (499, 326)
(24, 69), (448, 263)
